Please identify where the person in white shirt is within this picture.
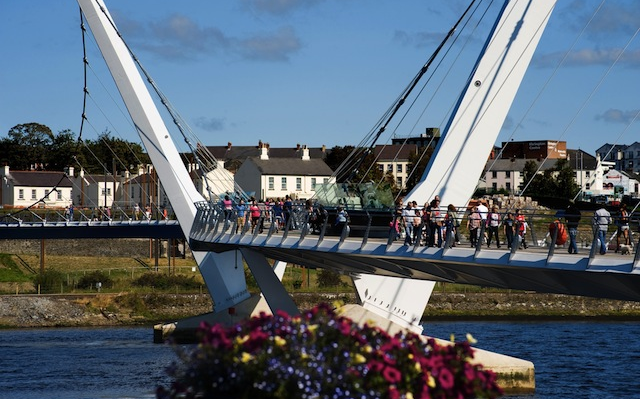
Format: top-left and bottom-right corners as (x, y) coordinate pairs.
(402, 202), (415, 246)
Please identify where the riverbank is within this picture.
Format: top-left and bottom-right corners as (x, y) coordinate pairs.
(2, 291), (640, 329)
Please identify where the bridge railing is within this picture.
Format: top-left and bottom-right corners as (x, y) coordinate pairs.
(0, 207), (176, 225)
(193, 201), (640, 260)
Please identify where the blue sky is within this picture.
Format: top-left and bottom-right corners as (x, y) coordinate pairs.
(1, 0), (638, 156)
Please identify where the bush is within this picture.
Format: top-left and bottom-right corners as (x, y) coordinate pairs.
(33, 269), (66, 294)
(316, 268), (343, 288)
(157, 303), (502, 399)
(77, 270), (114, 290)
(133, 272), (201, 290)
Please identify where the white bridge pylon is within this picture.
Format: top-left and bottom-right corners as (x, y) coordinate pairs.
(78, 0), (603, 333)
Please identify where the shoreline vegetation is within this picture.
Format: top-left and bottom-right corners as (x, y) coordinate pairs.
(2, 291), (640, 329)
(2, 249), (640, 329)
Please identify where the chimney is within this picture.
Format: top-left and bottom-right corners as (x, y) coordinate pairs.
(296, 143), (301, 150)
(260, 146), (269, 160)
(227, 142), (232, 150)
(302, 145), (310, 161)
(1, 165), (8, 176)
(66, 166), (74, 177)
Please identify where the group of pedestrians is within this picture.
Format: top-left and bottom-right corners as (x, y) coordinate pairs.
(396, 196), (462, 248)
(465, 201), (528, 249)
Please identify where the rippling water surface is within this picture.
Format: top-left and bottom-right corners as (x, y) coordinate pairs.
(1, 322), (639, 398)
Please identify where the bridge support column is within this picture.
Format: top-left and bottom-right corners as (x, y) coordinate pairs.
(239, 248), (300, 317)
(351, 275), (435, 334)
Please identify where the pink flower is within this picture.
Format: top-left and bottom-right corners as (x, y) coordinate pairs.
(437, 368), (455, 390)
(382, 366), (402, 384)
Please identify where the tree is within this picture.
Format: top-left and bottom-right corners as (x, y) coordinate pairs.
(1, 123), (54, 170)
(79, 131), (150, 174)
(521, 158), (579, 201)
(324, 145), (383, 183)
(405, 146), (434, 193)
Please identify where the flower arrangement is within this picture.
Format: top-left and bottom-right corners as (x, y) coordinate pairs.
(157, 303), (502, 399)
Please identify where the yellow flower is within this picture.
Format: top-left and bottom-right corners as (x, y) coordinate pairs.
(406, 393), (414, 399)
(332, 300), (345, 310)
(352, 353), (367, 364)
(414, 361), (421, 373)
(466, 333), (478, 344)
(273, 336), (287, 347)
(363, 344), (373, 353)
(427, 373), (436, 388)
(235, 335), (249, 345)
(240, 352), (254, 363)
(307, 324), (319, 332)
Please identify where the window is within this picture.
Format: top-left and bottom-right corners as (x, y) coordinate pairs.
(101, 188), (112, 196)
(586, 171), (590, 178)
(311, 178), (316, 191)
(492, 183), (497, 191)
(629, 161), (634, 168)
(505, 171), (511, 178)
(397, 164), (403, 173)
(323, 178), (329, 184)
(44, 189), (50, 200)
(378, 164), (384, 172)
(386, 164), (392, 172)
(268, 177), (274, 190)
(57, 190), (62, 200)
(31, 189), (37, 200)
(281, 177), (287, 190)
(396, 177), (402, 187)
(18, 189), (24, 200)
(586, 183), (591, 189)
(491, 171), (497, 179)
(506, 182), (511, 191)
(296, 177), (302, 191)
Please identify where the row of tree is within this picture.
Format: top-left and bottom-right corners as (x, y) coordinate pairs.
(0, 123), (149, 174)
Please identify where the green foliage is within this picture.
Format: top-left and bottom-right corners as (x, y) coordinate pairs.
(0, 124), (149, 174)
(133, 272), (201, 290)
(521, 159), (579, 200)
(324, 145), (383, 183)
(114, 293), (149, 315)
(0, 254), (31, 282)
(79, 131), (150, 174)
(316, 269), (343, 288)
(77, 270), (114, 289)
(405, 147), (434, 193)
(33, 269), (67, 294)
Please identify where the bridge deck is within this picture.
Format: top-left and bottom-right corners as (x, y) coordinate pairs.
(189, 203), (640, 302)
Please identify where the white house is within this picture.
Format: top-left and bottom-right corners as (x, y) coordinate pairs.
(602, 169), (640, 197)
(0, 166), (72, 209)
(234, 145), (334, 201)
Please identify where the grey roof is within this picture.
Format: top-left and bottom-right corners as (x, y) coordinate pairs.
(206, 145), (327, 161)
(246, 157), (333, 176)
(7, 171), (72, 187)
(374, 144), (418, 160)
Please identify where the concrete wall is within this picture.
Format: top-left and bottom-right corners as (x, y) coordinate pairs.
(0, 238), (169, 257)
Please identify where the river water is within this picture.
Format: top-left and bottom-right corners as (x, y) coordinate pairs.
(0, 321), (639, 399)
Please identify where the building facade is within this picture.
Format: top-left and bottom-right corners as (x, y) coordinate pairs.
(234, 145), (334, 201)
(0, 166), (73, 209)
